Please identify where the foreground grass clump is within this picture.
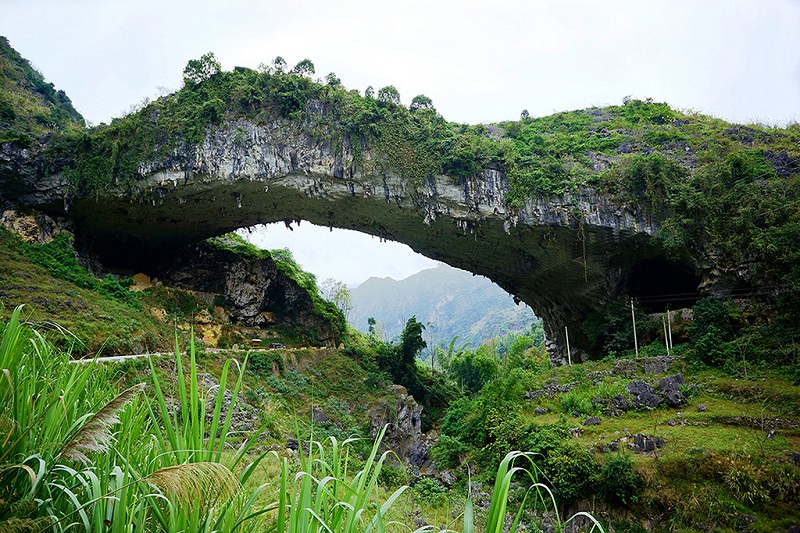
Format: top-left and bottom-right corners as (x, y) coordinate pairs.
(0, 306), (266, 532)
(0, 307), (603, 532)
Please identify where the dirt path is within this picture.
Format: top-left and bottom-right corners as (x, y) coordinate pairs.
(69, 351), (179, 364)
(68, 347), (287, 363)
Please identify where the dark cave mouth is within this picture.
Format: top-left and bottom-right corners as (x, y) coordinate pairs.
(626, 257), (701, 312)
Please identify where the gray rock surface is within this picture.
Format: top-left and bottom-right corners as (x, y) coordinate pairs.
(658, 374), (687, 407)
(368, 385), (429, 468)
(626, 381), (664, 410)
(7, 113), (696, 364)
(627, 433), (666, 453)
(152, 239), (340, 345)
(583, 416), (602, 426)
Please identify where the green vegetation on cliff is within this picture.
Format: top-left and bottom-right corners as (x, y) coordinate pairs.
(0, 36), (84, 145)
(208, 232), (347, 344)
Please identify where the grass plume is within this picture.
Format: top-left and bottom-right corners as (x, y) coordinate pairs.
(143, 462), (240, 509)
(57, 383), (146, 464)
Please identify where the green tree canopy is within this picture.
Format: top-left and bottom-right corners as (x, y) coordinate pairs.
(378, 85), (401, 105)
(182, 52), (221, 86)
(293, 59), (315, 77)
(272, 56), (287, 73)
(450, 345), (499, 393)
(410, 94), (434, 111)
(398, 316), (426, 367)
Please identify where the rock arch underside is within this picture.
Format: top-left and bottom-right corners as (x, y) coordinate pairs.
(11, 119), (705, 364)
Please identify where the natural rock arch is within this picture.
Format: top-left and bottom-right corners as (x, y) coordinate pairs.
(49, 118), (700, 363)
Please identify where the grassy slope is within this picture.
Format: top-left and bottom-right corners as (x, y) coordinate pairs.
(114, 343), (468, 531)
(115, 341), (800, 531)
(497, 359), (800, 531)
(0, 228), (178, 354)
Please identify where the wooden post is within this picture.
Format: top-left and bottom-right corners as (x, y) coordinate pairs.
(631, 299), (639, 356)
(565, 326), (572, 366)
(662, 315), (670, 355)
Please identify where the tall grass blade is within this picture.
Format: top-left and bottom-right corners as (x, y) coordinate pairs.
(462, 496), (474, 533)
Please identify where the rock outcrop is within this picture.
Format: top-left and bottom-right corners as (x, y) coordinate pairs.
(151, 239), (341, 345)
(626, 381), (664, 410)
(3, 114), (704, 362)
(368, 385), (434, 472)
(658, 374), (687, 407)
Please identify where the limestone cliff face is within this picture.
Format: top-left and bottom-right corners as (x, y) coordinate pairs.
(368, 385), (434, 472)
(153, 240), (340, 346)
(4, 115), (699, 362)
(0, 139), (67, 212)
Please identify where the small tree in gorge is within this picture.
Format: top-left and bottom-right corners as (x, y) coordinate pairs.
(380, 317), (426, 398)
(398, 316), (426, 367)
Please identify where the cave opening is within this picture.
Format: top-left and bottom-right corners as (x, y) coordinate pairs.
(626, 257), (701, 312)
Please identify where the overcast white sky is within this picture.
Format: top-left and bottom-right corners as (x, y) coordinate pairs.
(4, 0), (799, 286)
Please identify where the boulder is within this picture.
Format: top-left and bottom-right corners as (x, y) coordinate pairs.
(626, 381), (664, 410)
(628, 433), (666, 453)
(790, 451), (800, 468)
(658, 374), (687, 407)
(583, 416), (601, 426)
(612, 393), (630, 412)
(311, 405), (329, 423)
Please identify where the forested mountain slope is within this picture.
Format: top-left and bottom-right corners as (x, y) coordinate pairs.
(350, 264), (538, 346)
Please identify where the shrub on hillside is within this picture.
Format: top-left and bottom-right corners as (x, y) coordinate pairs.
(542, 443), (599, 504)
(596, 454), (642, 507)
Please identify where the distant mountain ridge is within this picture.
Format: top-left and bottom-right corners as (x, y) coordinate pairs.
(349, 264), (539, 346)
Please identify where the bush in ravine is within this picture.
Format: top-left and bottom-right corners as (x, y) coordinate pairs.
(412, 476), (449, 507)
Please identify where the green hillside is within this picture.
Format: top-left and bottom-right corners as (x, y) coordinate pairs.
(0, 36), (84, 144)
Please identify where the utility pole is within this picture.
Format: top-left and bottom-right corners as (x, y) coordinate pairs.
(565, 326), (572, 366)
(631, 299), (639, 356)
(667, 310), (673, 351)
